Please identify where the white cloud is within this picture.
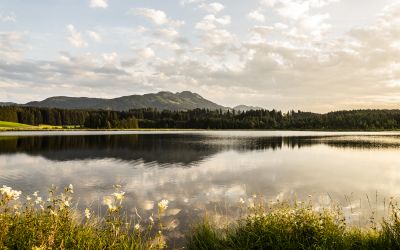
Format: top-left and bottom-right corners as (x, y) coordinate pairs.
(66, 25), (88, 48)
(0, 32), (23, 60)
(102, 52), (118, 64)
(195, 15), (231, 30)
(276, 1), (310, 20)
(0, 12), (16, 22)
(180, 0), (204, 5)
(87, 31), (102, 42)
(260, 0), (339, 20)
(137, 47), (155, 59)
(200, 2), (225, 14)
(247, 10), (266, 22)
(89, 0), (108, 9)
(133, 8), (184, 27)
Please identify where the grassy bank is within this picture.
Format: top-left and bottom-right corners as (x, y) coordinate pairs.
(2, 186), (400, 249)
(188, 201), (400, 250)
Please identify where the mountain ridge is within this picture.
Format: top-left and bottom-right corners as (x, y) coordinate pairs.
(23, 91), (227, 111)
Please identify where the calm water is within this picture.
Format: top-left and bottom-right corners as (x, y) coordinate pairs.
(2, 131), (400, 242)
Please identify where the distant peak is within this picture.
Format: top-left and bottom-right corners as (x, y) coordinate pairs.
(178, 91), (203, 98)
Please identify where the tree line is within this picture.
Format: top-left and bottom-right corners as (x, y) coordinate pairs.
(1, 106), (400, 130)
(0, 106), (138, 129)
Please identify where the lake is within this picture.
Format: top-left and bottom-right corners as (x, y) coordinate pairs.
(1, 131), (400, 243)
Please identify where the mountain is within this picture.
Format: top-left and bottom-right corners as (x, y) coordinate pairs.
(25, 91), (226, 111)
(233, 105), (264, 112)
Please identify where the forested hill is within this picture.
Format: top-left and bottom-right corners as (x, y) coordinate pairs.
(1, 106), (400, 130)
(24, 91), (225, 111)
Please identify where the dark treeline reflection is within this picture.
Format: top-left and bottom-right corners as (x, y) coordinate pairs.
(1, 134), (399, 164)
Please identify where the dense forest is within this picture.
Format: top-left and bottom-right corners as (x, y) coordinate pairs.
(1, 106), (400, 130)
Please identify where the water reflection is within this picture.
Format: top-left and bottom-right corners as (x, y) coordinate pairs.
(2, 134), (400, 164)
(1, 131), (400, 246)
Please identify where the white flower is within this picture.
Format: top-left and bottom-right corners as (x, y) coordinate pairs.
(60, 194), (71, 208)
(33, 191), (38, 197)
(85, 208), (91, 219)
(0, 185), (22, 200)
(26, 195), (31, 201)
(158, 199), (169, 212)
(35, 197), (42, 204)
(112, 191), (125, 201)
(68, 184), (74, 193)
(239, 198), (245, 204)
(103, 196), (117, 212)
(134, 223), (140, 230)
(63, 200), (70, 207)
(149, 216), (154, 223)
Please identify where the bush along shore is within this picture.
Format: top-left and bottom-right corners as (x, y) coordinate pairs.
(2, 186), (400, 249)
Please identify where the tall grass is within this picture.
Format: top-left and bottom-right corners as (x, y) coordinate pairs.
(187, 199), (400, 249)
(3, 185), (400, 249)
(0, 185), (167, 249)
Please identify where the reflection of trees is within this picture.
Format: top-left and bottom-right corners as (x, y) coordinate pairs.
(0, 134), (399, 164)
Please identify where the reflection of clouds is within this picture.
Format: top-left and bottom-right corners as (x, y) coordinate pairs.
(2, 134), (400, 240)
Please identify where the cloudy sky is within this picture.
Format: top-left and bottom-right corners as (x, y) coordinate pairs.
(1, 0), (400, 112)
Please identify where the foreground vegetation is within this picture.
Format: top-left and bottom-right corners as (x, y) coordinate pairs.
(0, 185), (167, 249)
(2, 106), (400, 130)
(3, 185), (400, 249)
(188, 200), (400, 250)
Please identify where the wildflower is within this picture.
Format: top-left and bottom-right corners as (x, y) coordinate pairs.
(149, 216), (154, 224)
(112, 191), (125, 201)
(134, 223), (141, 230)
(239, 198), (245, 204)
(103, 196), (117, 212)
(63, 200), (70, 207)
(26, 195), (31, 201)
(158, 199), (169, 213)
(35, 197), (42, 204)
(33, 191), (39, 197)
(60, 194), (71, 208)
(68, 184), (74, 193)
(85, 208), (91, 219)
(0, 185), (22, 200)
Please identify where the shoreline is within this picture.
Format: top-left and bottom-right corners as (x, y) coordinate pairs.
(1, 128), (400, 133)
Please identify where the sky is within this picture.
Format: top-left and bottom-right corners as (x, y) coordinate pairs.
(1, 0), (400, 112)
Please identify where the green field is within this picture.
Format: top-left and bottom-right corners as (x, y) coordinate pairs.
(0, 121), (33, 128)
(0, 121), (74, 130)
